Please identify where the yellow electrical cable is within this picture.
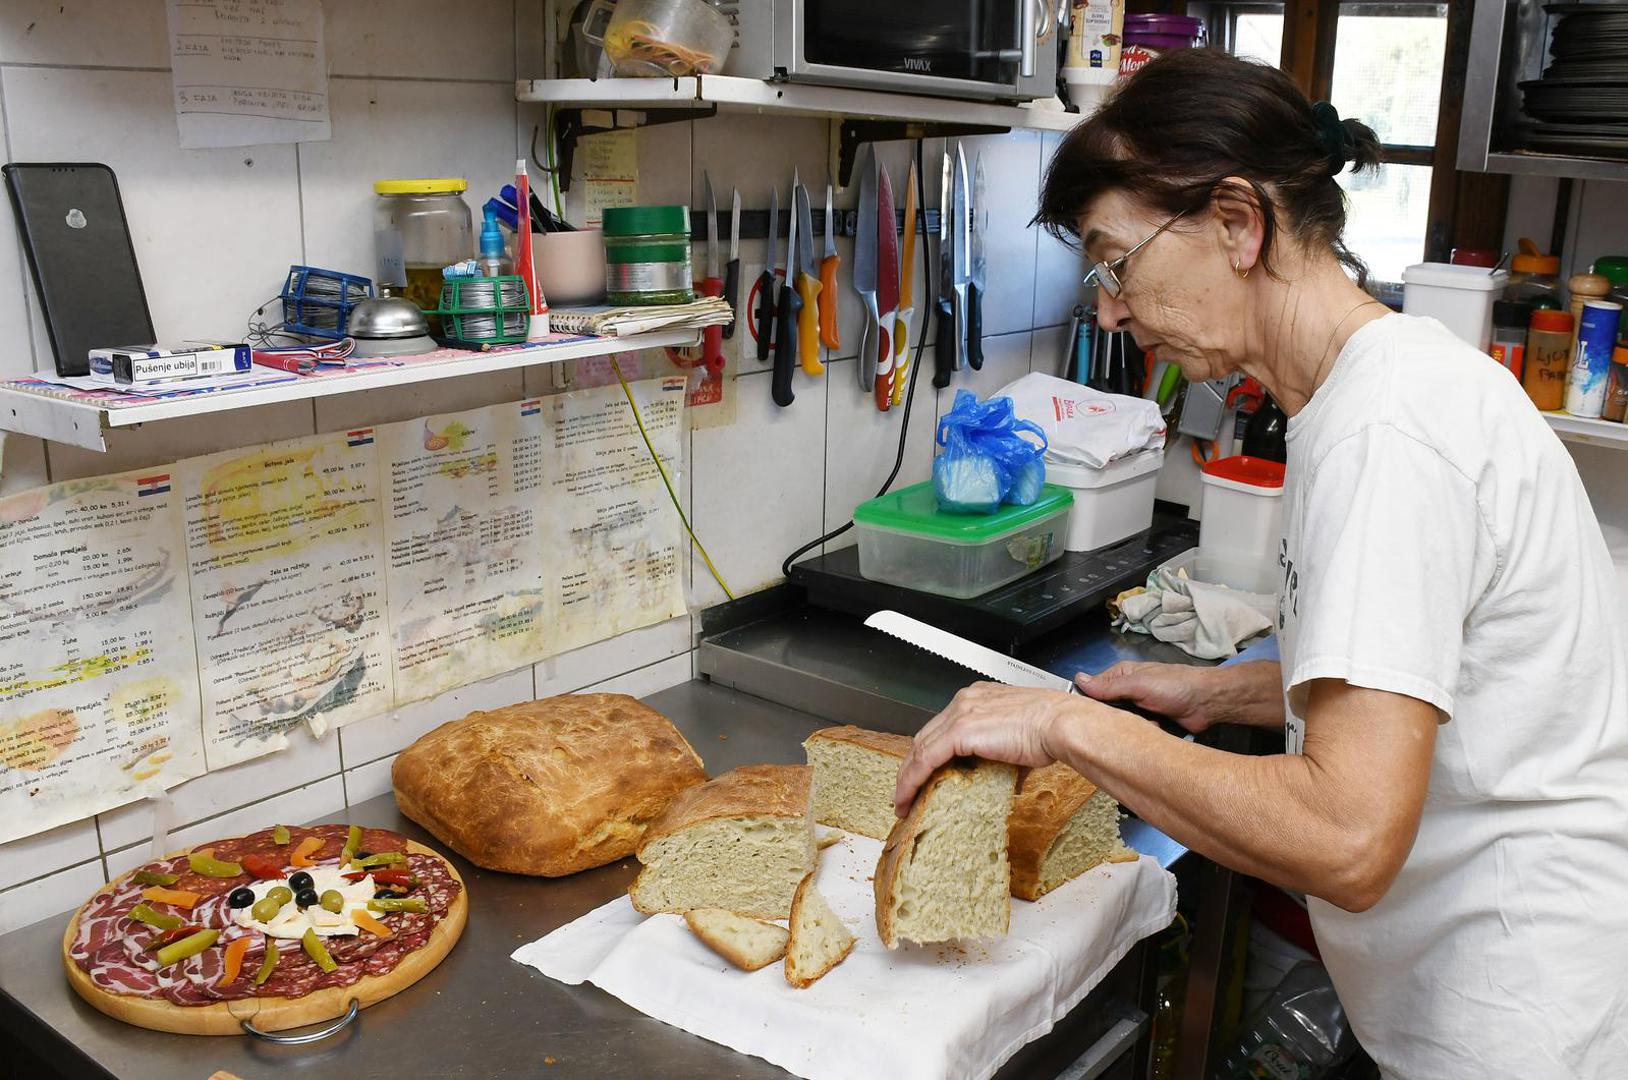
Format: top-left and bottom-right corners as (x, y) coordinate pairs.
(609, 356), (735, 600)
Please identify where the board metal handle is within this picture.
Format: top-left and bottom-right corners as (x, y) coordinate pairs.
(241, 997), (359, 1044)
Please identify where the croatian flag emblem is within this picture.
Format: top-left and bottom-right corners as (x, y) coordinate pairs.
(520, 399), (541, 417)
(136, 474), (170, 497)
(347, 428), (374, 447)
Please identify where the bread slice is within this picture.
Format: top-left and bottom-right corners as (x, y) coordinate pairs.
(803, 726), (912, 840)
(630, 764), (814, 920)
(874, 757), (1019, 948)
(784, 874), (856, 988)
(1008, 763), (1137, 901)
(684, 908), (790, 972)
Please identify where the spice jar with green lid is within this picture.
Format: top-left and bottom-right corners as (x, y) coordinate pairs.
(602, 205), (694, 305)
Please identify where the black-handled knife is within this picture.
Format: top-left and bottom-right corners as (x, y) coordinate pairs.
(933, 302), (955, 388)
(772, 277), (799, 407)
(754, 186), (779, 363)
(722, 187), (741, 340)
(966, 283), (984, 371)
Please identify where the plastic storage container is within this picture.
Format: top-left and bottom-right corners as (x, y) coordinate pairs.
(1402, 262), (1509, 351)
(1118, 15), (1205, 77)
(1198, 456), (1286, 571)
(602, 205), (694, 305)
(1045, 449), (1162, 552)
(373, 178), (474, 329)
(853, 482), (1073, 599)
(1523, 308), (1574, 411)
(584, 0), (734, 77)
(1505, 243), (1562, 308)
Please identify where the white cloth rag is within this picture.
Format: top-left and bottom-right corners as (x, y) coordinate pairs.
(511, 835), (1176, 1080)
(1115, 566), (1276, 660)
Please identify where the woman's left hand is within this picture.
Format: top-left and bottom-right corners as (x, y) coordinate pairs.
(893, 682), (1076, 815)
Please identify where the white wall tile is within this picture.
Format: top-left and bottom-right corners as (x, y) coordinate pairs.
(944, 331), (1032, 402)
(2, 68), (303, 368)
(532, 614), (692, 698)
(822, 357), (939, 549)
(960, 131), (1041, 339)
(0, 435), (49, 495)
(1030, 324), (1071, 380)
(1571, 441), (1628, 534)
(1034, 135), (1089, 329)
(0, 1), (169, 69)
(691, 370), (827, 605)
(326, 0), (516, 81)
(580, 651), (693, 698)
(0, 860), (105, 936)
(0, 818), (99, 892)
(339, 667), (534, 766)
(634, 120), (693, 208)
(106, 776), (347, 879)
(344, 754), (398, 807)
(298, 78), (518, 283)
(98, 731), (342, 852)
(0, 104), (34, 379)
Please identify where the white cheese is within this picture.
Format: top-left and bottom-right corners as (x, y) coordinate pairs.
(233, 864), (376, 940)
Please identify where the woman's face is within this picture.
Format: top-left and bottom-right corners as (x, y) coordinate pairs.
(1077, 189), (1244, 384)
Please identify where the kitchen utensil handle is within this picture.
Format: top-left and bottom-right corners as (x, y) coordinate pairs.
(772, 279), (798, 407)
(891, 307), (913, 407)
(819, 255), (841, 350)
(242, 998), (359, 1043)
(753, 269), (777, 363)
(1020, 0), (1039, 77)
(796, 272), (825, 375)
(701, 275), (726, 374)
(857, 291), (879, 391)
(875, 313), (894, 411)
(966, 283), (984, 371)
(722, 258), (740, 340)
(933, 302), (955, 388)
(951, 283), (969, 378)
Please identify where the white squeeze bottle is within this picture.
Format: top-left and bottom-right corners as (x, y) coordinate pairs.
(1214, 963), (1355, 1080)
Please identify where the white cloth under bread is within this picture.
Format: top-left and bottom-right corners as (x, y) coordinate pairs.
(512, 835), (1176, 1080)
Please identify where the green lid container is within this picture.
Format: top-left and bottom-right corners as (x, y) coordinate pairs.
(602, 205), (690, 237)
(1594, 256), (1628, 286)
(854, 481), (1073, 542)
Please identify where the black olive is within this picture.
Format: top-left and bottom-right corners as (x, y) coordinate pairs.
(227, 887), (256, 909)
(295, 887), (320, 909)
(352, 850), (372, 861)
(373, 887), (403, 899)
(287, 871), (314, 893)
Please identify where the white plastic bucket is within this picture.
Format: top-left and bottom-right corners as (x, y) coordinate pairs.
(1402, 262), (1509, 351)
(1044, 448), (1163, 552)
(1198, 456), (1285, 572)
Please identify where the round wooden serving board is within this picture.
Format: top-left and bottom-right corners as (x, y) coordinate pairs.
(61, 838), (467, 1036)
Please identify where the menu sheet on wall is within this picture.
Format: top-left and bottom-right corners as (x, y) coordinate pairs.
(381, 401), (554, 705)
(0, 473), (205, 844)
(176, 431), (393, 769)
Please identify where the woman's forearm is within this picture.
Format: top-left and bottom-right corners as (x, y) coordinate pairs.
(1206, 661), (1287, 729)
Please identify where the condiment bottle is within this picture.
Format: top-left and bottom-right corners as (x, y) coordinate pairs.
(1506, 239), (1561, 308)
(1568, 272), (1611, 359)
(1603, 346), (1628, 424)
(1490, 300), (1533, 380)
(1593, 255), (1628, 338)
(1523, 309), (1574, 411)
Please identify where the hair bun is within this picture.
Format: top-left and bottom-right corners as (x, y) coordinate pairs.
(1310, 101), (1357, 175)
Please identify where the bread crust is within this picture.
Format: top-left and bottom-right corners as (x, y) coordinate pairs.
(784, 873), (855, 988)
(392, 693), (707, 876)
(803, 725), (912, 759)
(1008, 763), (1134, 900)
(638, 764), (811, 849)
(683, 909), (788, 972)
(61, 839), (466, 1036)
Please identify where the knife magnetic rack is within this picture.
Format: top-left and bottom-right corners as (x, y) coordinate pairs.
(687, 208), (940, 244)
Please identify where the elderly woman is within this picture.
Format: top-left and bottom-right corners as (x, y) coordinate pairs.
(893, 50), (1628, 1079)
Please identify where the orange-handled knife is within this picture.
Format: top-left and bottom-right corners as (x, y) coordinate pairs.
(794, 180), (825, 376)
(818, 182), (841, 350)
(891, 160), (919, 407)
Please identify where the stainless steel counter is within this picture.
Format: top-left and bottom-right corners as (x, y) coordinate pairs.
(0, 678), (1176, 1080)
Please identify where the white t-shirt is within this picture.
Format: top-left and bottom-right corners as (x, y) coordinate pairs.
(1277, 314), (1628, 1080)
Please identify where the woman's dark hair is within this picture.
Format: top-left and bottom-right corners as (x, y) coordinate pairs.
(1033, 49), (1382, 284)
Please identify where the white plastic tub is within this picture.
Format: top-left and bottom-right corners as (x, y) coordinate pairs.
(1045, 449), (1164, 552)
(1401, 262), (1509, 351)
(1159, 546), (1280, 597)
(1198, 456), (1285, 577)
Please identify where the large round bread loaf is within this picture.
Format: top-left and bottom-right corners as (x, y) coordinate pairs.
(391, 694), (708, 876)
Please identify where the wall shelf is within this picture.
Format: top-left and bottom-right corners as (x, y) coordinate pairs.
(1545, 411), (1628, 449)
(0, 329), (701, 453)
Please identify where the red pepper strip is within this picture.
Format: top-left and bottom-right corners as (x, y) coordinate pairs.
(149, 924), (205, 950)
(343, 868), (414, 887)
(239, 853), (286, 880)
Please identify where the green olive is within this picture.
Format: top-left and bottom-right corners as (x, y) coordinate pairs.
(251, 896), (283, 923)
(266, 885), (293, 906)
(319, 889), (345, 914)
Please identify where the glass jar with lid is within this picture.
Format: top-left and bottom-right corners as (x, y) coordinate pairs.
(373, 178), (475, 325)
(1505, 238), (1561, 309)
(602, 205), (694, 305)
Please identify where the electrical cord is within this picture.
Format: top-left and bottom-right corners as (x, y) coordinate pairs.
(780, 137), (933, 579)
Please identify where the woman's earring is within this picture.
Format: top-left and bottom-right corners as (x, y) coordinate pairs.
(1234, 260), (1251, 280)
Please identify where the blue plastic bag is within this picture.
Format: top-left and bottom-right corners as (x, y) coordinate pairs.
(933, 390), (1048, 514)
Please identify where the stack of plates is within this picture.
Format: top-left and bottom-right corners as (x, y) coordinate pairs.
(1518, 3), (1628, 152)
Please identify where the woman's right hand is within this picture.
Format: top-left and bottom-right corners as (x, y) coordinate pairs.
(1075, 662), (1218, 735)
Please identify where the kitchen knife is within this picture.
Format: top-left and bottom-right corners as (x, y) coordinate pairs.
(794, 179), (825, 376)
(950, 144), (972, 377)
(723, 186), (741, 340)
(700, 172), (726, 375)
(891, 158), (919, 408)
(853, 145), (880, 393)
(864, 611), (1076, 693)
(874, 163), (900, 411)
(753, 185), (778, 364)
(772, 176), (800, 408)
(819, 182), (841, 350)
(934, 144), (956, 389)
(967, 152), (987, 371)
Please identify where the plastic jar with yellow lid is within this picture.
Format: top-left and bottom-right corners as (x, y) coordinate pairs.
(374, 178), (474, 322)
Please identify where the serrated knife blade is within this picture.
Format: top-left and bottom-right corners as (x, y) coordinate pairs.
(863, 611), (1076, 693)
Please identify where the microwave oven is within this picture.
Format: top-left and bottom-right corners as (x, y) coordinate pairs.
(721, 1), (1061, 103)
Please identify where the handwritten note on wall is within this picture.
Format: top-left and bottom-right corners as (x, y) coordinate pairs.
(166, 0), (331, 149)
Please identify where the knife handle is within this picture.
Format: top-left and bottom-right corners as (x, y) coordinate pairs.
(966, 282), (984, 371)
(818, 255), (841, 350)
(857, 291), (879, 391)
(892, 307), (913, 407)
(772, 278), (799, 407)
(933, 303), (954, 388)
(951, 283), (969, 379)
(753, 269), (777, 363)
(875, 312), (894, 411)
(722, 258), (740, 340)
(700, 276), (726, 375)
(796, 272), (825, 376)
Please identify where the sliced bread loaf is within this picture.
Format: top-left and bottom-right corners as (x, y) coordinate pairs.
(784, 874), (856, 988)
(803, 725), (912, 840)
(1008, 763), (1137, 901)
(684, 908), (790, 972)
(630, 764), (814, 920)
(874, 757), (1019, 948)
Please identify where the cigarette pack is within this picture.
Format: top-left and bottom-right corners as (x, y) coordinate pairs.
(86, 342), (251, 386)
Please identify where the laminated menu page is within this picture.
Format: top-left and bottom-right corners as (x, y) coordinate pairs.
(545, 376), (690, 653)
(175, 431), (394, 769)
(380, 400), (554, 704)
(0, 472), (205, 844)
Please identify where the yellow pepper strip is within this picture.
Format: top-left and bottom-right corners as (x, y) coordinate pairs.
(187, 849), (244, 878)
(140, 885), (202, 909)
(289, 835), (324, 868)
(221, 936), (250, 984)
(272, 824), (291, 846)
(339, 824), (363, 867)
(128, 903), (184, 930)
(253, 939), (279, 985)
(301, 927), (338, 974)
(155, 928), (219, 968)
(351, 908), (395, 939)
